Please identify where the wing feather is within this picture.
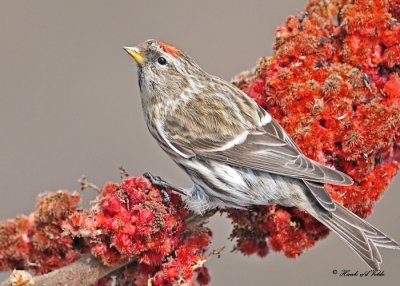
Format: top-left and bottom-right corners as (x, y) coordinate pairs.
(262, 119), (350, 211)
(159, 91), (353, 188)
(169, 124), (353, 186)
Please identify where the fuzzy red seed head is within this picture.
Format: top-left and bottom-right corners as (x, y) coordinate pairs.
(229, 0), (400, 260)
(61, 176), (211, 285)
(0, 192), (81, 275)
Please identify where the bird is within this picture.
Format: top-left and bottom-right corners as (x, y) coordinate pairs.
(123, 39), (399, 270)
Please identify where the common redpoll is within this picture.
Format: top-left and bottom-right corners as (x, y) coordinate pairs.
(124, 39), (399, 270)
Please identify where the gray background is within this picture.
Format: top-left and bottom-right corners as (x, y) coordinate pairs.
(0, 1), (399, 285)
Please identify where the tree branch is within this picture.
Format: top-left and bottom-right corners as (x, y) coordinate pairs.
(2, 254), (131, 286)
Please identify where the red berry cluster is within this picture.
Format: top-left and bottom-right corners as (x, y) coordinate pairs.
(0, 191), (81, 274)
(64, 176), (212, 286)
(125, 231), (211, 286)
(228, 206), (329, 258)
(94, 231), (211, 286)
(0, 177), (212, 285)
(231, 0), (399, 258)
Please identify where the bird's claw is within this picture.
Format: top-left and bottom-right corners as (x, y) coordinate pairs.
(143, 172), (168, 189)
(143, 172), (171, 205)
(160, 189), (170, 206)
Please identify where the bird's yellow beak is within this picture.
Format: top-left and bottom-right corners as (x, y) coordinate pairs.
(123, 46), (145, 65)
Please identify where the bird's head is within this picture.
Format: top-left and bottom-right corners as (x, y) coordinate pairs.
(124, 39), (205, 101)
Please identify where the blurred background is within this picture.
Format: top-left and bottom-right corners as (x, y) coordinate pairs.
(0, 1), (399, 285)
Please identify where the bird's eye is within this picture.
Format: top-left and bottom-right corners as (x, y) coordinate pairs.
(157, 57), (167, 65)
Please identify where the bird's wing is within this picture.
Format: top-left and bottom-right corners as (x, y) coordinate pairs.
(164, 117), (353, 187)
(262, 118), (338, 211)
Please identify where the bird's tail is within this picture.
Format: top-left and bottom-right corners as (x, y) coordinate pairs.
(314, 202), (400, 270)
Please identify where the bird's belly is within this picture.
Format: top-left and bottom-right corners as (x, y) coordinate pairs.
(175, 157), (307, 213)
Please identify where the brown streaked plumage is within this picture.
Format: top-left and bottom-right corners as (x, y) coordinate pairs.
(124, 39), (400, 270)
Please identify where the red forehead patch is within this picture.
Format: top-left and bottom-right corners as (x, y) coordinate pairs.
(158, 41), (181, 57)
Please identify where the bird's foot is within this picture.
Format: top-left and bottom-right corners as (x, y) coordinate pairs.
(143, 172), (187, 205)
(143, 172), (170, 190)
